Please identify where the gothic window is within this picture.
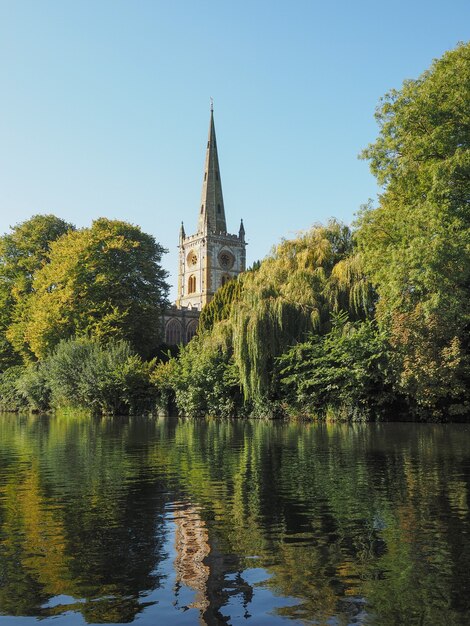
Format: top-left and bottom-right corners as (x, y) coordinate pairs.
(165, 319), (183, 345)
(186, 319), (198, 343)
(188, 275), (196, 294)
(201, 204), (204, 214)
(217, 203), (221, 214)
(216, 172), (219, 181)
(221, 274), (231, 287)
(204, 172), (207, 181)
(187, 251), (198, 266)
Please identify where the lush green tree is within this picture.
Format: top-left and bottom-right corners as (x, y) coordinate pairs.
(154, 327), (242, 417)
(8, 218), (169, 360)
(164, 221), (373, 416)
(230, 220), (372, 402)
(279, 312), (393, 419)
(357, 42), (470, 416)
(0, 365), (28, 411)
(7, 337), (158, 415)
(198, 276), (244, 333)
(0, 215), (74, 369)
(43, 337), (157, 415)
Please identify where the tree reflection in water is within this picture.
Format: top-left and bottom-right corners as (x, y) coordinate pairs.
(0, 415), (470, 625)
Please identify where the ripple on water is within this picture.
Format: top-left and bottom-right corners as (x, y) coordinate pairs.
(1, 417), (470, 625)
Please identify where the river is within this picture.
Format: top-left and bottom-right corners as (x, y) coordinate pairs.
(0, 415), (469, 625)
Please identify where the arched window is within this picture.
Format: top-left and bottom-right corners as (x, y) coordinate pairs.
(188, 275), (196, 294)
(221, 274), (231, 287)
(165, 319), (183, 345)
(186, 319), (198, 343)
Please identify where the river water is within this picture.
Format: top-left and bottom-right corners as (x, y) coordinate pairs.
(0, 415), (470, 625)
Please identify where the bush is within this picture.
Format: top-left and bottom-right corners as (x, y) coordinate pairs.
(44, 337), (157, 415)
(155, 333), (244, 418)
(279, 313), (394, 420)
(0, 366), (28, 411)
(15, 363), (51, 411)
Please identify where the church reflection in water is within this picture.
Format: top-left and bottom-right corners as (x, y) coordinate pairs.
(2, 416), (470, 625)
(172, 502), (254, 625)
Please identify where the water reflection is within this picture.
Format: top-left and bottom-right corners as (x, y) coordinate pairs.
(0, 415), (470, 625)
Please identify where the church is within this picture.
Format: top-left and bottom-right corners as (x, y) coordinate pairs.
(163, 106), (246, 345)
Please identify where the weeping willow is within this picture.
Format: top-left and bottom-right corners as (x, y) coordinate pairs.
(169, 220), (374, 413)
(198, 276), (245, 333)
(227, 221), (373, 401)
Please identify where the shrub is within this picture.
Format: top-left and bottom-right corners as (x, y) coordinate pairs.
(0, 366), (28, 411)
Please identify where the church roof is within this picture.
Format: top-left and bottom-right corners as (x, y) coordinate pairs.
(197, 104), (227, 234)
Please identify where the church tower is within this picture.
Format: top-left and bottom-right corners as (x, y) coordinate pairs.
(175, 105), (246, 310)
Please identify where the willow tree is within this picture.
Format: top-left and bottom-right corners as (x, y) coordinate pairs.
(198, 276), (245, 333)
(229, 220), (372, 404)
(357, 42), (470, 416)
(161, 221), (372, 417)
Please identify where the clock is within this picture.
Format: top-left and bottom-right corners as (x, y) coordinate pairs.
(218, 250), (234, 269)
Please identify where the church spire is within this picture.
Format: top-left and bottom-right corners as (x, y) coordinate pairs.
(197, 104), (227, 234)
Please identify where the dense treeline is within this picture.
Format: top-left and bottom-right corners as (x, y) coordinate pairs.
(0, 216), (169, 415)
(1, 43), (469, 419)
(157, 42), (470, 421)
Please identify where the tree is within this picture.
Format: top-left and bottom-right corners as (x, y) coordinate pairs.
(230, 220), (372, 402)
(0, 215), (74, 369)
(8, 218), (169, 360)
(164, 220), (373, 417)
(356, 42), (470, 415)
(198, 276), (244, 333)
(279, 312), (392, 419)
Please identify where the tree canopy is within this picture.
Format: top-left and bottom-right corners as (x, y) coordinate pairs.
(0, 215), (74, 369)
(356, 42), (470, 415)
(156, 220), (374, 417)
(6, 218), (169, 360)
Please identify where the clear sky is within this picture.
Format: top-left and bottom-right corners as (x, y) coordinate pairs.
(0, 0), (468, 298)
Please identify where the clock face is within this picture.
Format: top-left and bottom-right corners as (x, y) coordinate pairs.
(219, 251), (234, 269)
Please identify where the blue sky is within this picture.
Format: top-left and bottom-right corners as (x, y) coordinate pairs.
(0, 0), (468, 298)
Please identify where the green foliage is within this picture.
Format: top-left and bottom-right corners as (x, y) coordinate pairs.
(0, 338), (158, 415)
(8, 218), (169, 360)
(247, 259), (261, 272)
(279, 312), (393, 419)
(0, 214), (74, 369)
(156, 330), (243, 417)
(231, 220), (372, 401)
(15, 363), (51, 412)
(44, 337), (157, 415)
(198, 276), (244, 333)
(0, 365), (28, 411)
(357, 42), (470, 416)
